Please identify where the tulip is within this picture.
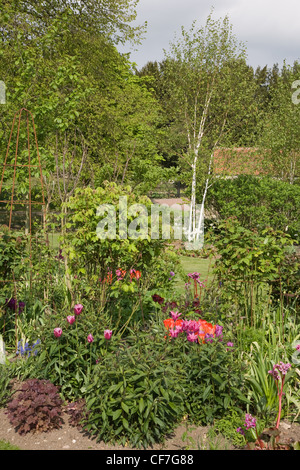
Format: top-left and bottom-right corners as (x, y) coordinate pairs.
(74, 304), (83, 316)
(87, 334), (94, 343)
(54, 328), (62, 338)
(67, 315), (76, 325)
(104, 329), (112, 340)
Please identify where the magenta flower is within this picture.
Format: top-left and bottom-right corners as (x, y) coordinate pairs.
(187, 320), (200, 333)
(74, 304), (83, 316)
(187, 332), (198, 343)
(53, 328), (62, 338)
(87, 334), (94, 343)
(296, 344), (300, 351)
(236, 427), (245, 436)
(226, 341), (234, 351)
(181, 320), (191, 331)
(104, 329), (112, 340)
(67, 315), (76, 325)
(170, 328), (179, 338)
(244, 413), (257, 430)
(170, 310), (182, 322)
(277, 361), (291, 375)
(187, 272), (200, 280)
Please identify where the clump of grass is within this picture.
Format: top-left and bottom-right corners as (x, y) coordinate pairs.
(0, 439), (21, 450)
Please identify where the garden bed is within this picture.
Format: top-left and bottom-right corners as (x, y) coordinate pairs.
(1, 406), (300, 451)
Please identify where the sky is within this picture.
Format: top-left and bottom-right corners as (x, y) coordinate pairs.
(118, 0), (300, 71)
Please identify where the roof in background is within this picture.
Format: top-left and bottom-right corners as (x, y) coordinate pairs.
(213, 147), (272, 176)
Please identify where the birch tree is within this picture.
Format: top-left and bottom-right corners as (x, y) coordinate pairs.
(163, 12), (248, 245)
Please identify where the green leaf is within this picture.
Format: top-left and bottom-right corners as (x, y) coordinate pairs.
(112, 409), (122, 421)
(203, 385), (212, 401)
(121, 402), (129, 414)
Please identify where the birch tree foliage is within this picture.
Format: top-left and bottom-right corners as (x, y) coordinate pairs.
(163, 12), (248, 243)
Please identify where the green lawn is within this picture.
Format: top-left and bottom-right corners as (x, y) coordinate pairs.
(174, 255), (216, 295)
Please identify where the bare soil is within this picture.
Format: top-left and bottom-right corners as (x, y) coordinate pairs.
(1, 405), (300, 451)
(0, 407), (219, 450)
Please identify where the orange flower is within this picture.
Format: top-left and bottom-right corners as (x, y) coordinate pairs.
(198, 320), (216, 336)
(130, 269), (141, 280)
(163, 319), (183, 338)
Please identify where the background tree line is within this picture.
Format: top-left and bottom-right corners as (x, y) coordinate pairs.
(0, 1), (299, 240)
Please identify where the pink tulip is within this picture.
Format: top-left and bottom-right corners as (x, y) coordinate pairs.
(87, 334), (94, 343)
(67, 315), (76, 325)
(54, 328), (62, 338)
(74, 304), (83, 316)
(104, 329), (112, 340)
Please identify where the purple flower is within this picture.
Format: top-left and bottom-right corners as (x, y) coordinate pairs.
(236, 427), (245, 436)
(268, 362), (291, 380)
(204, 333), (214, 344)
(187, 272), (200, 280)
(55, 249), (64, 261)
(169, 271), (175, 280)
(215, 324), (223, 341)
(226, 341), (234, 351)
(5, 298), (25, 313)
(244, 413), (256, 430)
(277, 362), (291, 375)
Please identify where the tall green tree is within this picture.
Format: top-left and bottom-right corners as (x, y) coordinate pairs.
(259, 61), (300, 184)
(0, 0), (166, 219)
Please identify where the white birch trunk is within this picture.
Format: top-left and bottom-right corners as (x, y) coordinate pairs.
(186, 89), (212, 242)
(195, 149), (214, 240)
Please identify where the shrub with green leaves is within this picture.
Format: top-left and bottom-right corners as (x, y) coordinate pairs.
(64, 182), (167, 283)
(212, 217), (296, 325)
(181, 336), (248, 425)
(207, 175), (300, 241)
(83, 331), (185, 449)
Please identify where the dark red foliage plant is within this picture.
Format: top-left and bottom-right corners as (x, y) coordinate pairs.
(65, 398), (90, 430)
(6, 379), (64, 434)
